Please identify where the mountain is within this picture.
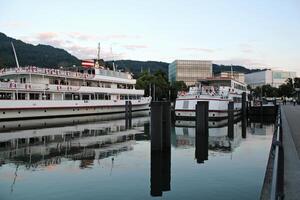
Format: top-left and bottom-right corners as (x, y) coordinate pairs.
(0, 32), (264, 76)
(212, 64), (265, 74)
(106, 60), (264, 77)
(106, 60), (169, 76)
(0, 32), (80, 68)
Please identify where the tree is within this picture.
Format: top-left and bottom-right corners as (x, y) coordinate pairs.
(170, 81), (188, 101)
(136, 70), (170, 100)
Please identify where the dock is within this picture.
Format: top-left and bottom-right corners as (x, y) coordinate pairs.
(282, 105), (300, 199)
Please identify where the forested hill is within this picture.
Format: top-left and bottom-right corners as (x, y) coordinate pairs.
(105, 60), (169, 75)
(106, 60), (264, 76)
(0, 32), (264, 75)
(0, 32), (80, 68)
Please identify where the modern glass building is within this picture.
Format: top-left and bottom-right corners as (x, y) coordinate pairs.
(245, 69), (297, 88)
(168, 60), (212, 86)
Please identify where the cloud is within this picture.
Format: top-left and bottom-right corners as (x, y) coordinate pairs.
(67, 32), (141, 41)
(1, 21), (30, 28)
(239, 43), (254, 53)
(122, 44), (148, 50)
(180, 47), (215, 53)
(36, 32), (58, 40)
(20, 32), (128, 60)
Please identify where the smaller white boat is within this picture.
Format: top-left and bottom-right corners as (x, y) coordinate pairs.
(175, 77), (247, 120)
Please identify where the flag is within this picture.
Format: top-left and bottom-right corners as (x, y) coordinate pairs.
(81, 60), (94, 68)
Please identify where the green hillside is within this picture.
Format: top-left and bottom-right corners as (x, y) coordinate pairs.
(0, 32), (80, 68)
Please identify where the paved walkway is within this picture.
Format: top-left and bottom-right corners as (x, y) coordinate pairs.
(282, 105), (300, 200)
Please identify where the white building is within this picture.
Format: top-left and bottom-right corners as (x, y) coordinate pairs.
(245, 69), (297, 88)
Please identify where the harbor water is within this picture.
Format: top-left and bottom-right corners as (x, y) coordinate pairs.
(0, 112), (274, 200)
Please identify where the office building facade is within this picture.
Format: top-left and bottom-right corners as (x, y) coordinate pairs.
(245, 69), (297, 88)
(168, 60), (212, 86)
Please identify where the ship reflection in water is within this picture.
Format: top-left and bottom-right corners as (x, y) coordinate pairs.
(0, 113), (275, 200)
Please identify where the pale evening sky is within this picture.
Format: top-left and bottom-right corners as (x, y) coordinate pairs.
(0, 0), (299, 75)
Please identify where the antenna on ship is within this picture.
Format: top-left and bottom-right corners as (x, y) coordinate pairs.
(97, 42), (101, 60)
(111, 45), (116, 71)
(95, 42), (100, 68)
(11, 42), (20, 68)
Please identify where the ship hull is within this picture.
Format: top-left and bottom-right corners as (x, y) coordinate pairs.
(175, 97), (242, 120)
(0, 99), (150, 121)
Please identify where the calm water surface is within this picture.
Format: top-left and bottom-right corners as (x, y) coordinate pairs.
(0, 113), (274, 200)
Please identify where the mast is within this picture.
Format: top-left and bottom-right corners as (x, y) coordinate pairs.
(97, 42), (100, 60)
(95, 42), (100, 68)
(111, 46), (116, 71)
(11, 42), (20, 68)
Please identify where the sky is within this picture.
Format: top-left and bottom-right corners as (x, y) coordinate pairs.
(0, 0), (299, 75)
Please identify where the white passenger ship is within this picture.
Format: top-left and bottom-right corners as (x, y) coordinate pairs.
(0, 64), (150, 120)
(175, 77), (247, 120)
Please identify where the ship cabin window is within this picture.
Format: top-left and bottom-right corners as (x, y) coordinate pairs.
(233, 97), (241, 103)
(42, 94), (51, 100)
(96, 93), (105, 100)
(29, 93), (40, 100)
(20, 77), (26, 83)
(104, 83), (111, 88)
(0, 93), (12, 100)
(73, 94), (80, 100)
(234, 83), (245, 91)
(17, 93), (26, 100)
(65, 93), (73, 100)
(91, 94), (95, 100)
(105, 94), (111, 100)
(87, 69), (95, 75)
(82, 94), (90, 100)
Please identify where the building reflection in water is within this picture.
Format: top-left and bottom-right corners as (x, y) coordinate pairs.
(0, 112), (150, 170)
(150, 150), (171, 197)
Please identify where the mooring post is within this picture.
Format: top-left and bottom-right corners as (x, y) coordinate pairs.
(195, 101), (209, 163)
(151, 102), (163, 151)
(242, 92), (247, 116)
(228, 101), (234, 139)
(162, 101), (171, 151)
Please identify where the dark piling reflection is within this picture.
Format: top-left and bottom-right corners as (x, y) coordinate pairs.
(150, 101), (171, 196)
(195, 101), (209, 164)
(125, 101), (132, 129)
(195, 126), (208, 163)
(242, 116), (247, 139)
(150, 150), (171, 196)
(227, 102), (234, 140)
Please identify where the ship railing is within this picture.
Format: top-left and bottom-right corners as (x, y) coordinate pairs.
(0, 82), (81, 92)
(1, 66), (132, 80)
(1, 67), (95, 80)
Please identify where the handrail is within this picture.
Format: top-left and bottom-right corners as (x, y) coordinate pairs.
(270, 106), (284, 200)
(0, 66), (131, 80)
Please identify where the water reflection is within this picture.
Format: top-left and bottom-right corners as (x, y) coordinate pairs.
(173, 121), (243, 152)
(0, 113), (276, 200)
(0, 112), (150, 169)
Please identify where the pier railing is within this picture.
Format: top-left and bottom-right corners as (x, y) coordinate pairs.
(270, 106), (284, 200)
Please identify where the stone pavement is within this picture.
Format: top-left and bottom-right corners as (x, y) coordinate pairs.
(282, 105), (300, 200)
